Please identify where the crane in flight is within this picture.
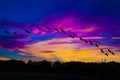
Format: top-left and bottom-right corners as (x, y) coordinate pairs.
(105, 53), (108, 56)
(100, 49), (104, 53)
(108, 49), (115, 55)
(79, 37), (84, 41)
(54, 28), (59, 32)
(4, 30), (9, 34)
(36, 25), (42, 30)
(69, 34), (75, 39)
(25, 30), (31, 34)
(83, 39), (88, 44)
(88, 41), (94, 45)
(13, 32), (18, 36)
(61, 29), (66, 33)
(45, 26), (51, 30)
(72, 33), (77, 38)
(94, 44), (99, 48)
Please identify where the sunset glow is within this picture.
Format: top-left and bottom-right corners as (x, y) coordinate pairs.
(0, 0), (120, 62)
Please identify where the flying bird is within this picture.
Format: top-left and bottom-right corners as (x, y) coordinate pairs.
(4, 30), (9, 34)
(89, 41), (94, 45)
(108, 49), (115, 55)
(69, 35), (75, 39)
(100, 49), (104, 53)
(105, 53), (108, 56)
(25, 30), (31, 34)
(45, 26), (51, 30)
(83, 39), (88, 43)
(36, 25), (41, 30)
(61, 29), (66, 33)
(54, 28), (59, 32)
(108, 49), (111, 52)
(72, 33), (77, 37)
(111, 52), (115, 55)
(79, 37), (84, 41)
(13, 32), (18, 36)
(94, 44), (99, 48)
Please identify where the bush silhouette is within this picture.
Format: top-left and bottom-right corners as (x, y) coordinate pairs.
(0, 59), (120, 78)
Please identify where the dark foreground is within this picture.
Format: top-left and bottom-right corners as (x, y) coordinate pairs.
(0, 72), (119, 80)
(0, 60), (120, 80)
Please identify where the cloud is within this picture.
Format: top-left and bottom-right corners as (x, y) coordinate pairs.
(16, 37), (120, 62)
(0, 11), (120, 62)
(0, 56), (11, 61)
(112, 37), (120, 39)
(0, 12), (120, 49)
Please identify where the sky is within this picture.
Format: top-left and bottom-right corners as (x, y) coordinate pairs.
(0, 0), (120, 62)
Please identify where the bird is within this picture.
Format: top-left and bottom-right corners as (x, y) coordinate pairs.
(100, 49), (104, 53)
(79, 37), (84, 41)
(25, 30), (31, 34)
(108, 49), (115, 55)
(45, 26), (51, 30)
(61, 29), (66, 33)
(36, 25), (41, 30)
(108, 49), (112, 53)
(89, 41), (94, 45)
(4, 30), (9, 34)
(72, 33), (77, 37)
(94, 44), (99, 48)
(54, 28), (59, 32)
(111, 52), (115, 55)
(69, 35), (75, 39)
(105, 53), (108, 56)
(83, 39), (88, 44)
(13, 32), (18, 36)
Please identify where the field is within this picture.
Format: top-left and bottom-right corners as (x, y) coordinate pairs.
(0, 72), (119, 80)
(0, 60), (120, 80)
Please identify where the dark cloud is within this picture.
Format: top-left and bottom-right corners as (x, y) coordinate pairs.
(41, 50), (55, 53)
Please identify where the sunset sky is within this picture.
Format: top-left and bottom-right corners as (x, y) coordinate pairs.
(0, 0), (120, 62)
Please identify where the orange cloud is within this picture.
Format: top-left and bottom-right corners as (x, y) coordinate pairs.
(0, 57), (11, 61)
(18, 38), (120, 62)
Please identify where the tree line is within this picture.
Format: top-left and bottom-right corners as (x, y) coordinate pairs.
(0, 60), (120, 77)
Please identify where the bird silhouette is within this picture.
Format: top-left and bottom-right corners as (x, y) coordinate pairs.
(25, 30), (31, 34)
(94, 44), (99, 48)
(111, 52), (115, 55)
(72, 33), (77, 37)
(13, 32), (18, 36)
(100, 49), (104, 53)
(83, 39), (88, 43)
(54, 28), (59, 32)
(108, 49), (115, 55)
(69, 35), (75, 39)
(61, 29), (66, 33)
(108, 49), (111, 52)
(105, 53), (108, 56)
(36, 25), (41, 30)
(89, 41), (94, 45)
(45, 26), (51, 30)
(79, 37), (84, 41)
(4, 30), (9, 34)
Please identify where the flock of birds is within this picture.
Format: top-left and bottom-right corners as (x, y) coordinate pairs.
(3, 25), (115, 56)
